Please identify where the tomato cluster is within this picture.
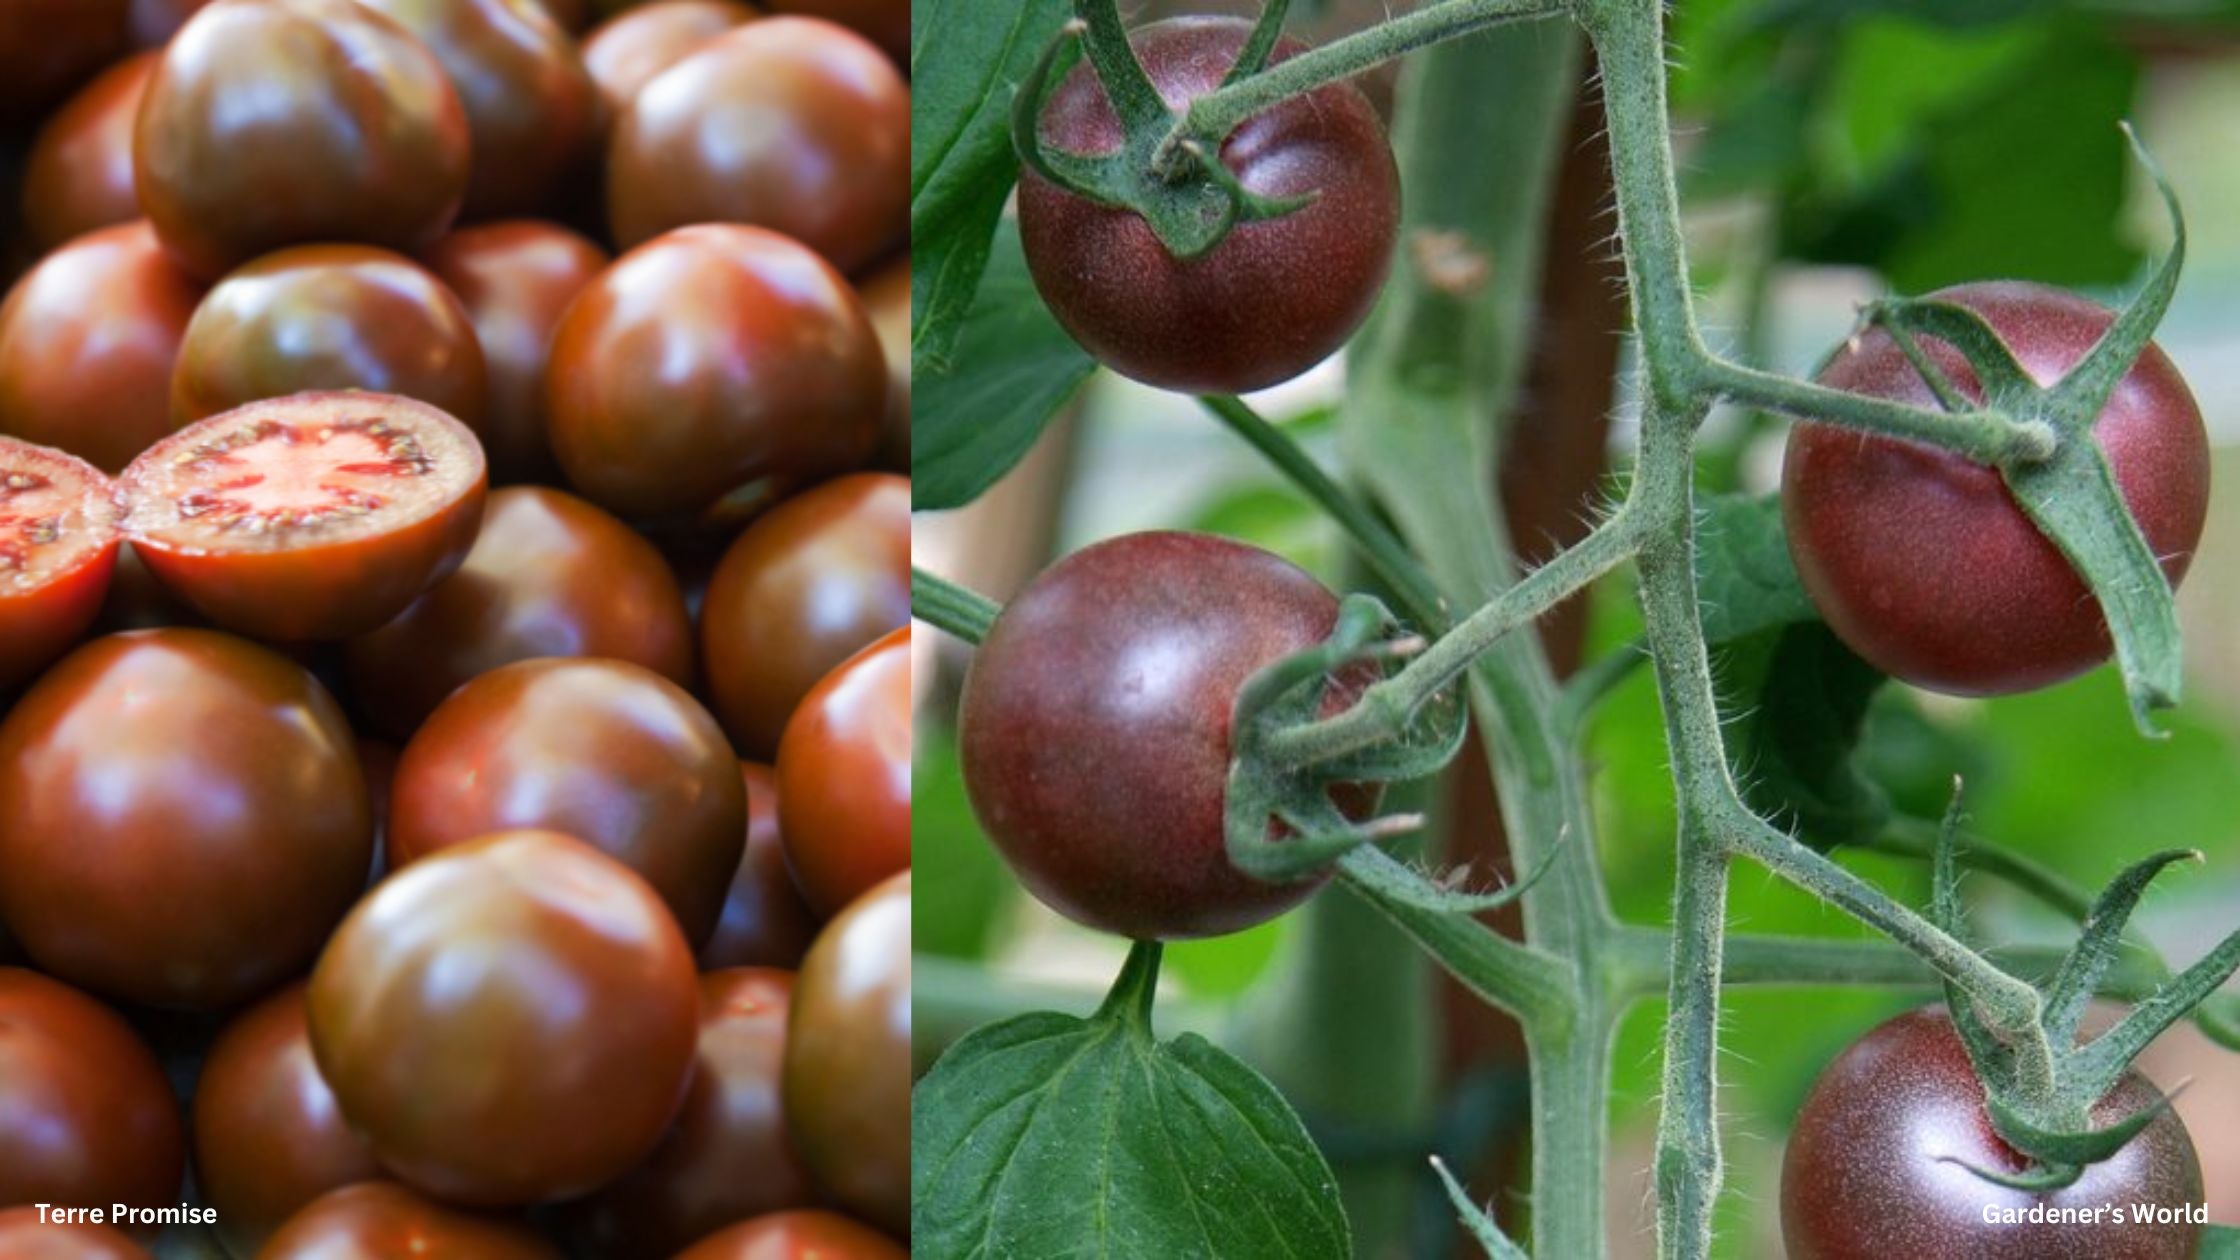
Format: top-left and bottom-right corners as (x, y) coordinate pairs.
(0, 0), (908, 1255)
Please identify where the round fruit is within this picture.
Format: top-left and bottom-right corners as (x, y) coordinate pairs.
(388, 657), (745, 944)
(0, 221), (203, 473)
(960, 531), (1371, 939)
(21, 50), (153, 250)
(134, 0), (471, 281)
(606, 18), (907, 271)
(763, 0), (902, 64)
(119, 392), (488, 642)
(574, 968), (816, 1256)
(672, 1211), (906, 1260)
(784, 872), (908, 1237)
(1781, 1006), (2202, 1259)
(0, 630), (371, 1008)
(0, 1206), (150, 1260)
(776, 626), (909, 918)
(0, 438), (120, 691)
(580, 0), (755, 119)
(1782, 281), (2210, 697)
(545, 224), (884, 522)
(355, 0), (599, 218)
(858, 257), (908, 473)
(170, 244), (487, 429)
(191, 983), (381, 1259)
(308, 830), (701, 1205)
(702, 472), (908, 758)
(259, 1182), (562, 1259)
(345, 484), (692, 738)
(0, 0), (127, 122)
(1016, 16), (1400, 395)
(700, 763), (818, 971)
(0, 968), (183, 1221)
(422, 220), (609, 483)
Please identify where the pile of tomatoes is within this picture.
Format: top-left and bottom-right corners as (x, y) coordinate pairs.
(0, 1), (908, 1257)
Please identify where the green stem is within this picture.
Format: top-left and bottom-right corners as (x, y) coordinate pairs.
(1696, 357), (2054, 463)
(1864, 815), (2094, 922)
(912, 567), (1000, 644)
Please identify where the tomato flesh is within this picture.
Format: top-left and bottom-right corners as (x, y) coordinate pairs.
(0, 437), (119, 690)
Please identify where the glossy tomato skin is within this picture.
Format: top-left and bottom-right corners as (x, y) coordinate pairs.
(258, 1182), (561, 1259)
(672, 1211), (906, 1260)
(1781, 1007), (2202, 1259)
(580, 0), (755, 120)
(171, 244), (487, 429)
(422, 220), (609, 483)
(574, 968), (817, 1257)
(0, 631), (371, 1008)
(389, 657), (746, 945)
(0, 0), (128, 123)
(134, 0), (471, 282)
(345, 485), (693, 739)
(21, 50), (153, 250)
(191, 983), (381, 1259)
(858, 258), (909, 473)
(785, 873), (908, 1238)
(776, 626), (909, 918)
(356, 0), (600, 219)
(0, 221), (202, 473)
(546, 224), (885, 522)
(606, 18), (907, 271)
(1017, 17), (1399, 395)
(702, 472), (908, 759)
(0, 969), (183, 1224)
(0, 439), (120, 691)
(0, 1206), (151, 1260)
(1783, 281), (2210, 697)
(308, 830), (702, 1206)
(701, 763), (818, 971)
(960, 531), (1369, 939)
(763, 0), (902, 64)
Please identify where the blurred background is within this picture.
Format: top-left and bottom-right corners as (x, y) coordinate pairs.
(914, 1), (2240, 1255)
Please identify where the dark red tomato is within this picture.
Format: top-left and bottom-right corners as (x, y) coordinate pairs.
(671, 1211), (905, 1260)
(1783, 281), (2210, 697)
(960, 531), (1370, 939)
(0, 439), (119, 692)
(545, 224), (885, 522)
(1017, 17), (1400, 396)
(700, 763), (819, 971)
(422, 220), (609, 483)
(784, 872), (908, 1237)
(21, 50), (153, 250)
(530, 0), (587, 31)
(120, 392), (488, 642)
(129, 0), (215, 46)
(574, 968), (816, 1256)
(606, 18), (907, 271)
(1781, 1007), (2202, 1259)
(858, 258), (908, 473)
(763, 0), (901, 64)
(0, 1207), (150, 1260)
(171, 244), (487, 430)
(191, 983), (381, 1259)
(702, 472), (908, 759)
(258, 1182), (561, 1259)
(308, 830), (701, 1205)
(776, 626), (909, 918)
(355, 0), (599, 219)
(0, 0), (127, 122)
(134, 0), (470, 282)
(0, 969), (182, 1225)
(0, 222), (202, 473)
(579, 0), (755, 120)
(0, 630), (371, 1008)
(345, 485), (692, 739)
(388, 657), (745, 944)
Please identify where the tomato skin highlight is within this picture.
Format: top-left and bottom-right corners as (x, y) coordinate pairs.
(1782, 281), (2209, 697)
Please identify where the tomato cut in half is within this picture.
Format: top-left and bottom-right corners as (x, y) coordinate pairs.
(119, 392), (487, 642)
(0, 436), (121, 691)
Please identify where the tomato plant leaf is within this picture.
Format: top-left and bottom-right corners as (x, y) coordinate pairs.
(1720, 622), (1892, 849)
(2201, 1223), (2240, 1258)
(1693, 493), (1816, 645)
(911, 1005), (1350, 1259)
(912, 219), (1095, 511)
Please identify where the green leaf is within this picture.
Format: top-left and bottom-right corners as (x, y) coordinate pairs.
(912, 219), (1096, 511)
(911, 972), (1350, 1259)
(2202, 1223), (2240, 1258)
(1722, 622), (1893, 848)
(1693, 493), (1816, 645)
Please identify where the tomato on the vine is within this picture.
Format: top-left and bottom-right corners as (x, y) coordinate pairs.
(1782, 281), (2210, 697)
(1780, 1007), (2203, 1259)
(1016, 16), (1400, 396)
